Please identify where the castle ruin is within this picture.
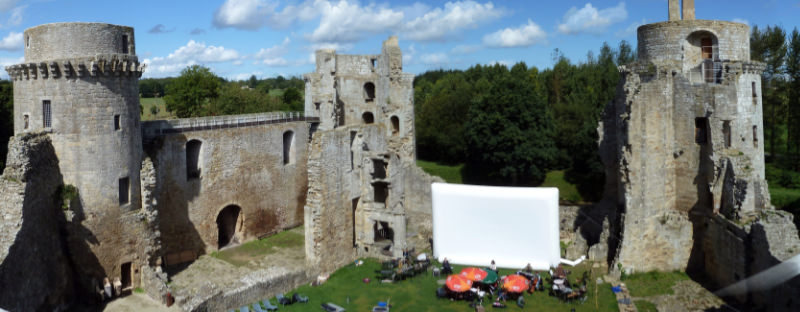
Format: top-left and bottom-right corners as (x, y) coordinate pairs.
(0, 23), (437, 311)
(600, 1), (800, 309)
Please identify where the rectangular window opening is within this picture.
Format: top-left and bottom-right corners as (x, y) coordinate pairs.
(695, 117), (708, 144)
(23, 114), (29, 130)
(753, 125), (758, 148)
(42, 100), (51, 128)
(723, 120), (731, 148)
(350, 131), (357, 170)
(119, 177), (130, 205)
(122, 35), (129, 54)
(121, 262), (132, 290)
(114, 115), (121, 131)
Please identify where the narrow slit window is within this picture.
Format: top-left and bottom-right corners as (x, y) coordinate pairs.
(752, 82), (757, 98)
(283, 130), (295, 165)
(695, 117), (708, 144)
(390, 116), (400, 135)
(42, 100), (51, 128)
(23, 114), (29, 130)
(753, 126), (758, 148)
(723, 120), (731, 148)
(350, 131), (357, 170)
(114, 115), (121, 131)
(186, 140), (202, 180)
(122, 35), (129, 54)
(119, 177), (130, 205)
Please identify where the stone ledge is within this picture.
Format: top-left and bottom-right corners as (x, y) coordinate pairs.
(5, 53), (144, 80)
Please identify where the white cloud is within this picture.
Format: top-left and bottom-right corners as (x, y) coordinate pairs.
(732, 18), (749, 25)
(420, 53), (448, 65)
(143, 40), (240, 76)
(232, 71), (264, 81)
(403, 44), (416, 64)
(615, 18), (646, 38)
(254, 37), (290, 60)
(403, 1), (503, 41)
(306, 1), (403, 43)
(0, 55), (22, 78)
(213, 0), (273, 30)
(557, 2), (627, 35)
(483, 20), (546, 48)
(0, 31), (22, 51)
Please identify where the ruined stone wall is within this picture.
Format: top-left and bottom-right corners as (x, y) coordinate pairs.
(0, 133), (74, 311)
(146, 120), (310, 257)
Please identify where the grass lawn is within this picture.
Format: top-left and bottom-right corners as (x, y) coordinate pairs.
(248, 259), (618, 312)
(211, 227), (304, 267)
(635, 299), (658, 312)
(622, 271), (690, 297)
(140, 97), (174, 120)
(541, 170), (583, 204)
(417, 160), (463, 184)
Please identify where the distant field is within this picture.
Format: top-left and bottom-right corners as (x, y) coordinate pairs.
(140, 97), (173, 120)
(416, 160), (463, 184)
(541, 170), (583, 204)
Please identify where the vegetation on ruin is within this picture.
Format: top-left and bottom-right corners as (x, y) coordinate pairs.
(266, 258), (619, 312)
(57, 184), (79, 211)
(211, 227), (304, 267)
(622, 271), (690, 297)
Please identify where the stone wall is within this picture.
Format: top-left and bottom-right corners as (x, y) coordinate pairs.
(146, 120), (310, 258)
(23, 23), (135, 62)
(0, 133), (74, 311)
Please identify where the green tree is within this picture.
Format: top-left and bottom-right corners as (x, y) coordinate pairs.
(752, 25), (788, 157)
(415, 73), (471, 163)
(0, 80), (12, 171)
(282, 87), (303, 111)
(463, 63), (556, 186)
(787, 28), (800, 168)
(164, 65), (221, 118)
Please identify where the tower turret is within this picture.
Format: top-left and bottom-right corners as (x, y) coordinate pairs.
(6, 22), (146, 291)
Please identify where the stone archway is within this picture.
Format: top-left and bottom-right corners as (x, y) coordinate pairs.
(217, 205), (243, 249)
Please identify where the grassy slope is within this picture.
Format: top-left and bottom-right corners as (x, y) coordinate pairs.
(211, 227), (304, 267)
(623, 271), (690, 297)
(416, 160), (463, 184)
(258, 259), (618, 312)
(140, 97), (174, 120)
(540, 170), (583, 203)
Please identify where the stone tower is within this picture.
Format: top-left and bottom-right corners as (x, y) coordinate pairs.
(304, 36), (416, 160)
(6, 23), (147, 290)
(600, 1), (770, 273)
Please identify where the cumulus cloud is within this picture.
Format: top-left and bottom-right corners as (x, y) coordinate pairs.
(251, 37), (291, 66)
(557, 2), (627, 35)
(420, 53), (448, 65)
(213, 0), (274, 30)
(148, 24), (174, 34)
(143, 40), (240, 76)
(0, 31), (22, 51)
(0, 55), (22, 78)
(306, 1), (403, 43)
(403, 1), (503, 41)
(483, 20), (546, 48)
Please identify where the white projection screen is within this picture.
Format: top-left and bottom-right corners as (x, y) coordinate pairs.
(432, 183), (560, 270)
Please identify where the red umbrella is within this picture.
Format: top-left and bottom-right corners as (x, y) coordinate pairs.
(446, 274), (473, 292)
(502, 274), (530, 293)
(460, 267), (488, 282)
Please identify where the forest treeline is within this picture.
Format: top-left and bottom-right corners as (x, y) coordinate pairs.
(414, 41), (633, 200)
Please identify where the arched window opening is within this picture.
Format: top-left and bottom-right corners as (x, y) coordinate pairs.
(364, 82), (375, 102)
(687, 31), (720, 83)
(186, 140), (202, 180)
(390, 115), (400, 135)
(283, 130), (295, 165)
(362, 112), (374, 124)
(217, 205), (243, 249)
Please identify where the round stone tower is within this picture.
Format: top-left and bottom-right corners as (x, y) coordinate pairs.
(6, 23), (145, 289)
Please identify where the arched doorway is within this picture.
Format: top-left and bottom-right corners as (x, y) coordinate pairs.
(362, 112), (374, 124)
(217, 205), (243, 249)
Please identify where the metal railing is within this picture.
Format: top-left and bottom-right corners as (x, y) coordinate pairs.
(688, 59), (724, 84)
(141, 111), (319, 138)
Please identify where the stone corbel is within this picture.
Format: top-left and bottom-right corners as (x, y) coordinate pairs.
(39, 62), (48, 79)
(60, 61), (73, 78)
(89, 61), (98, 77)
(28, 63), (38, 79)
(77, 63), (87, 78)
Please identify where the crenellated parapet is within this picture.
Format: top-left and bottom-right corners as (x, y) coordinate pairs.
(5, 53), (145, 80)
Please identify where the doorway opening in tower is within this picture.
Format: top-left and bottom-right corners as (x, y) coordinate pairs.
(373, 220), (394, 256)
(217, 205), (243, 249)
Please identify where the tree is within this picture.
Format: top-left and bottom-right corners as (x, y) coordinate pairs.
(164, 65), (221, 118)
(787, 28), (800, 168)
(282, 87), (303, 111)
(463, 63), (556, 186)
(752, 25), (788, 157)
(0, 80), (12, 171)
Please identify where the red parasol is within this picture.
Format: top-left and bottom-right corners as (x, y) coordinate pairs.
(502, 274), (530, 293)
(459, 267), (488, 282)
(446, 274), (473, 292)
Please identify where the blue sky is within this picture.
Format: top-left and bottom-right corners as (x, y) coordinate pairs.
(0, 0), (798, 80)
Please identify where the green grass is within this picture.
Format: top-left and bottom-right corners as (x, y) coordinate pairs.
(541, 170), (583, 203)
(635, 300), (657, 312)
(140, 97), (173, 120)
(622, 271), (690, 297)
(417, 160), (463, 184)
(267, 259), (618, 312)
(212, 227), (304, 266)
(770, 187), (800, 209)
(133, 287), (145, 294)
(268, 89), (285, 97)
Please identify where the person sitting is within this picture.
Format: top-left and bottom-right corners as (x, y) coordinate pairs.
(442, 257), (453, 275)
(523, 263), (534, 274)
(489, 260), (497, 274)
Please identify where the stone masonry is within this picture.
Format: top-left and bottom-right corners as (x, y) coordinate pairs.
(0, 23), (436, 311)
